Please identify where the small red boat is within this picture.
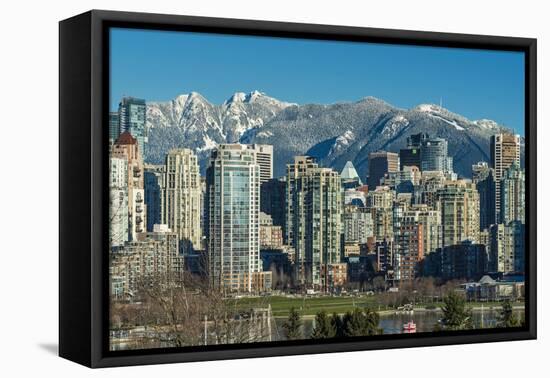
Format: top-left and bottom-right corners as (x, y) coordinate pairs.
(403, 321), (417, 333)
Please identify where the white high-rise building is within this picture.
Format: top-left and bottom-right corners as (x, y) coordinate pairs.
(500, 162), (525, 224)
(109, 157), (128, 247)
(489, 222), (524, 273)
(491, 133), (521, 222)
(162, 149), (202, 252)
(247, 144), (273, 183)
(436, 180), (480, 247)
(111, 132), (146, 241)
(343, 205), (373, 244)
(410, 204), (442, 256)
(286, 156), (343, 290)
(367, 186), (395, 241)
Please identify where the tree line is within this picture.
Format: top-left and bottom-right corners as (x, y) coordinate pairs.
(283, 307), (382, 340)
(282, 292), (523, 340)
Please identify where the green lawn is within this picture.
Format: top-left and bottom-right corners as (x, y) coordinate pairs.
(412, 300), (523, 308)
(229, 295), (525, 317)
(229, 295), (380, 317)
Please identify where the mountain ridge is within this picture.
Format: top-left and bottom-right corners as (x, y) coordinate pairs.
(144, 91), (521, 179)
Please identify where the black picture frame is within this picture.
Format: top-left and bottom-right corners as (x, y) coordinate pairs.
(59, 9), (537, 368)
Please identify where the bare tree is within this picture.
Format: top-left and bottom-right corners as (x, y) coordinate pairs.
(110, 270), (274, 349)
(136, 272), (203, 347)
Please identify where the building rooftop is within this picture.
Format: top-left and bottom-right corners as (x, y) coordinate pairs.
(341, 161), (362, 184)
(479, 275), (496, 285)
(115, 131), (137, 145)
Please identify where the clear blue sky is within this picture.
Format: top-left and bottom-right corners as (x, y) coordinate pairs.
(110, 28), (525, 134)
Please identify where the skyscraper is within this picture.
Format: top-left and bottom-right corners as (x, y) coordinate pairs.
(420, 137), (453, 173)
(368, 151), (399, 190)
(409, 204), (442, 256)
(366, 186), (395, 241)
(510, 221), (525, 273)
(436, 180), (480, 247)
(488, 223), (506, 273)
(109, 111), (120, 142)
(472, 162), (496, 231)
(392, 194), (411, 238)
(343, 205), (374, 244)
(109, 156), (129, 248)
(399, 132), (429, 170)
(285, 156), (316, 245)
(206, 144), (261, 292)
(488, 222), (524, 273)
(415, 170), (446, 209)
(286, 156), (343, 290)
(118, 97), (147, 155)
(500, 162), (525, 224)
(144, 164), (164, 232)
(111, 132), (146, 241)
(408, 132), (430, 147)
(491, 133), (521, 222)
(441, 241), (488, 280)
(247, 144), (273, 183)
(163, 149), (202, 253)
(260, 178), (286, 234)
(395, 212), (424, 283)
(375, 239), (395, 277)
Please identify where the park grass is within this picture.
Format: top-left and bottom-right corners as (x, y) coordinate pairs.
(229, 295), (525, 318)
(230, 295), (381, 317)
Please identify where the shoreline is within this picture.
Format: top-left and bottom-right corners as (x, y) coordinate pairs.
(273, 305), (525, 319)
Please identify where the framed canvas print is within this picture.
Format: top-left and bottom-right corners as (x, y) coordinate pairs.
(59, 10), (537, 368)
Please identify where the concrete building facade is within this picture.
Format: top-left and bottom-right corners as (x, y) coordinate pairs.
(162, 149), (202, 252)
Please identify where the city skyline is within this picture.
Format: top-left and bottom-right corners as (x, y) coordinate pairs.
(107, 29), (527, 348)
(109, 109), (526, 348)
(110, 28), (525, 134)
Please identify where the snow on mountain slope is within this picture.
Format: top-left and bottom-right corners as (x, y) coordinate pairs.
(382, 115), (410, 137)
(430, 114), (465, 131)
(145, 92), (517, 178)
(473, 119), (500, 131)
(145, 91), (293, 168)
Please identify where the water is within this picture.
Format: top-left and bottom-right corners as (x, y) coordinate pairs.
(273, 309), (524, 339)
(379, 310), (502, 334)
(110, 308), (525, 350)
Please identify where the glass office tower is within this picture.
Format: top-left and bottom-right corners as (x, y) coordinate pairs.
(206, 144), (261, 292)
(118, 96), (147, 155)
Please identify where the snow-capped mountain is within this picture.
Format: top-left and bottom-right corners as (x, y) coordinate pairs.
(145, 91), (295, 168)
(144, 91), (519, 178)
